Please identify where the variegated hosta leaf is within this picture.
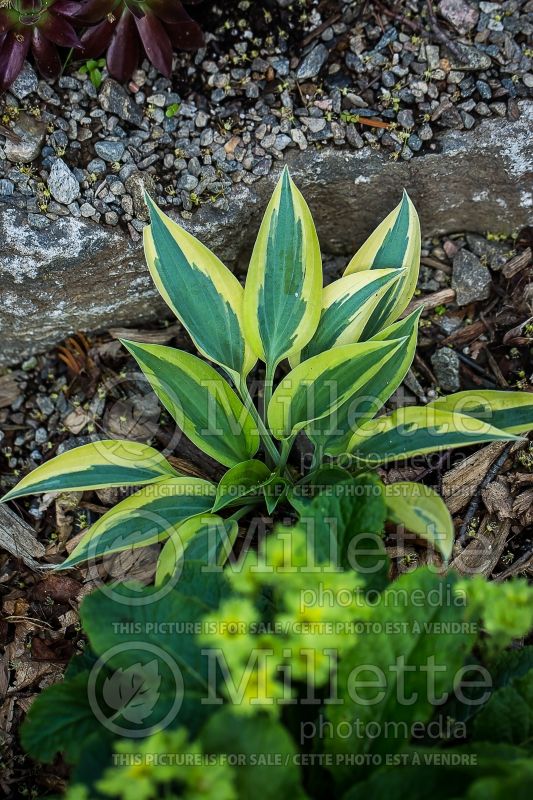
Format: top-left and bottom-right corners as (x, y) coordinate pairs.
(308, 308), (422, 456)
(429, 390), (533, 435)
(144, 196), (256, 381)
(348, 406), (518, 465)
(344, 190), (420, 338)
(55, 478), (216, 570)
(155, 514), (238, 586)
(291, 268), (402, 366)
(212, 460), (287, 514)
(1, 440), (179, 503)
(267, 339), (401, 440)
(213, 459), (271, 512)
(384, 482), (454, 562)
(123, 340), (260, 468)
(243, 166), (322, 370)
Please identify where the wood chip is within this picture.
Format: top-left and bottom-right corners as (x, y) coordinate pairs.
(481, 477), (513, 519)
(63, 407), (91, 434)
(451, 516), (510, 576)
(502, 247), (531, 279)
(503, 315), (533, 346)
(30, 575), (82, 604)
(513, 488), (533, 525)
(11, 660), (59, 692)
(108, 322), (185, 344)
(401, 288), (456, 318)
(420, 256), (452, 274)
(0, 505), (45, 569)
(0, 372), (22, 409)
(441, 319), (486, 347)
(442, 442), (508, 514)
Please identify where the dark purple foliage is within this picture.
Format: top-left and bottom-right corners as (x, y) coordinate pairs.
(0, 1), (81, 88)
(76, 0), (205, 82)
(0, 0), (204, 89)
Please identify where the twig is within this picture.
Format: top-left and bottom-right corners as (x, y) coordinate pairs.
(484, 348), (509, 388)
(301, 12), (342, 48)
(414, 450), (451, 481)
(426, 0), (469, 63)
(401, 287), (456, 317)
(455, 351), (498, 387)
(372, 0), (423, 33)
(457, 443), (513, 546)
(414, 352), (437, 385)
(0, 123), (22, 144)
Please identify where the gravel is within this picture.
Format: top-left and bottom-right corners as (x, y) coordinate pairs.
(431, 347), (461, 392)
(438, 0), (479, 35)
(452, 248), (492, 305)
(47, 159), (80, 205)
(9, 62), (39, 100)
(296, 43), (329, 81)
(94, 141), (126, 162)
(0, 0), (530, 237)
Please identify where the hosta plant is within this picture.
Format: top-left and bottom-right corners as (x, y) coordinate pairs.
(0, 0), (81, 87)
(3, 168), (533, 571)
(75, 0), (204, 82)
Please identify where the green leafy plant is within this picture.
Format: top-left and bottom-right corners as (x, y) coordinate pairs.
(20, 481), (533, 797)
(165, 101), (181, 118)
(78, 56), (106, 88)
(3, 167), (533, 572)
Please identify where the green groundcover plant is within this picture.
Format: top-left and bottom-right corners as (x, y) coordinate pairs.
(19, 480), (533, 798)
(3, 167), (533, 571)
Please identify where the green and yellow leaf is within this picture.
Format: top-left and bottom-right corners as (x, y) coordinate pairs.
(429, 390), (533, 435)
(155, 514), (237, 586)
(267, 339), (402, 440)
(291, 268), (402, 366)
(123, 340), (260, 468)
(56, 477), (216, 570)
(308, 308), (422, 456)
(344, 190), (420, 337)
(348, 406), (519, 465)
(243, 167), (322, 370)
(144, 196), (256, 381)
(1, 440), (179, 503)
(384, 481), (454, 562)
(213, 460), (271, 512)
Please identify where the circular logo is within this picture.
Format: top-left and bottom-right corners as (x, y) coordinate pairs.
(87, 641), (184, 738)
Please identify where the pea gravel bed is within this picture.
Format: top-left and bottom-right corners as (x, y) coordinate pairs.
(0, 0), (531, 240)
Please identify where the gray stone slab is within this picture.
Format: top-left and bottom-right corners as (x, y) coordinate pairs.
(1, 103), (531, 365)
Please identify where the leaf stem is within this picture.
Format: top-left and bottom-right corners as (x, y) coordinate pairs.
(228, 504), (256, 522)
(263, 363), (275, 426)
(310, 443), (324, 472)
(238, 378), (280, 467)
(277, 436), (295, 473)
